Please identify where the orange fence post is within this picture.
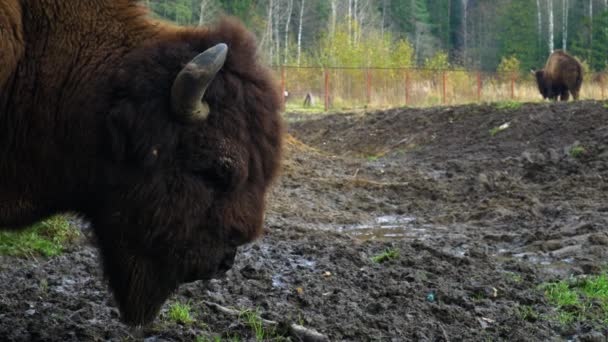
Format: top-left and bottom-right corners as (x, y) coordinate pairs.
(366, 69), (372, 105)
(477, 71), (482, 102)
(442, 71), (447, 105)
(324, 69), (330, 111)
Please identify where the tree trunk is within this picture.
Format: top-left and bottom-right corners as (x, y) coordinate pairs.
(297, 0), (305, 66)
(197, 0), (220, 27)
(274, 0), (280, 66)
(347, 0), (352, 43)
(262, 0), (274, 64)
(447, 0), (451, 50)
(462, 0), (468, 65)
(353, 0), (358, 46)
(536, 0), (542, 54)
(284, 0), (293, 64)
(548, 0), (554, 53)
(589, 0), (593, 56)
(562, 0), (568, 50)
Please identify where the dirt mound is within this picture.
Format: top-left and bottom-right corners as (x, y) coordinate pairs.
(288, 100), (608, 162)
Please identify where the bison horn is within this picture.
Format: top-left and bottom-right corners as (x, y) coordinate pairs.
(171, 43), (228, 121)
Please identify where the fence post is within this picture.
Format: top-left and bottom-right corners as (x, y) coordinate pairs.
(442, 71), (447, 105)
(324, 69), (330, 111)
(280, 66), (286, 107)
(477, 71), (482, 102)
(511, 74), (515, 100)
(366, 68), (372, 105)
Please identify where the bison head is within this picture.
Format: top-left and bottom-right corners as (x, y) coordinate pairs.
(89, 20), (282, 326)
(532, 69), (549, 99)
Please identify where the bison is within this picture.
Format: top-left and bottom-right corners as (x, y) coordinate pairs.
(0, 0), (283, 326)
(532, 50), (583, 101)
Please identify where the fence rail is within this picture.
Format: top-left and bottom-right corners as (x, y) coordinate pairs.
(272, 66), (607, 111)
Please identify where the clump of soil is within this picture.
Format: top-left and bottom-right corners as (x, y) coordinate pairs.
(1, 100), (608, 341)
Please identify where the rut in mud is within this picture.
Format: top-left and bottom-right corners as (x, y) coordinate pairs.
(1, 100), (607, 341)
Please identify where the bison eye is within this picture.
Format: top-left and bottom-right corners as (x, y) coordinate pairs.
(151, 148), (159, 158)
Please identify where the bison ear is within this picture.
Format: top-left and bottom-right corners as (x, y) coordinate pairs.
(530, 69), (535, 75)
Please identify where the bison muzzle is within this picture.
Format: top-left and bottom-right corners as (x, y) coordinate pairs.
(0, 0), (283, 326)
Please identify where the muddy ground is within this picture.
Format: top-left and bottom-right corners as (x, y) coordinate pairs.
(1, 100), (608, 341)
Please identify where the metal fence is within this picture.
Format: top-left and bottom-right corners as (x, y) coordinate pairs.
(273, 66), (607, 111)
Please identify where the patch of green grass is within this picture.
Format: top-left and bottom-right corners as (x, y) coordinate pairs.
(506, 272), (523, 283)
(471, 291), (485, 302)
(540, 273), (608, 326)
(494, 100), (522, 110)
(569, 145), (586, 158)
(168, 301), (194, 325)
(366, 155), (380, 161)
(517, 305), (540, 322)
(0, 215), (79, 257)
(370, 248), (399, 263)
(603, 102), (608, 109)
(240, 309), (267, 341)
(284, 101), (326, 114)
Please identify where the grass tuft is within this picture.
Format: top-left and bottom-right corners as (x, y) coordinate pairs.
(569, 145), (586, 158)
(371, 248), (399, 263)
(0, 215), (79, 257)
(168, 301), (195, 325)
(517, 305), (540, 322)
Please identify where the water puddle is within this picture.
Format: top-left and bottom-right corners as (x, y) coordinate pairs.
(335, 215), (430, 241)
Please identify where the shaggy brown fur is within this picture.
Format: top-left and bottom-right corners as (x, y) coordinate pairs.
(0, 0), (283, 326)
(533, 50), (583, 101)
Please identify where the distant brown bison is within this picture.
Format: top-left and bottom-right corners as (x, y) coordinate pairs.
(0, 0), (283, 326)
(532, 50), (583, 101)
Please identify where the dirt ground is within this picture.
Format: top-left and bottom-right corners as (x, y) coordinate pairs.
(1, 100), (608, 341)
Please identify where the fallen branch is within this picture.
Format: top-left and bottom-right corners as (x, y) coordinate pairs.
(203, 301), (329, 342)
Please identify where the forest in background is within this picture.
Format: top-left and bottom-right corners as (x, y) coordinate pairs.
(143, 0), (608, 73)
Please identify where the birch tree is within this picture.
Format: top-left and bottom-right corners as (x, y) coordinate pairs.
(562, 0), (568, 50)
(548, 0), (554, 53)
(347, 0), (352, 43)
(353, 0), (358, 45)
(536, 0), (542, 52)
(283, 0), (293, 64)
(198, 0), (220, 26)
(589, 0), (593, 55)
(261, 0), (274, 64)
(330, 0), (337, 37)
(462, 0), (469, 64)
(296, 0), (305, 66)
(273, 0), (280, 66)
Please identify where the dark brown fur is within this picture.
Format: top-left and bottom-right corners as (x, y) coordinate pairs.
(533, 50), (583, 101)
(0, 0), (283, 325)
